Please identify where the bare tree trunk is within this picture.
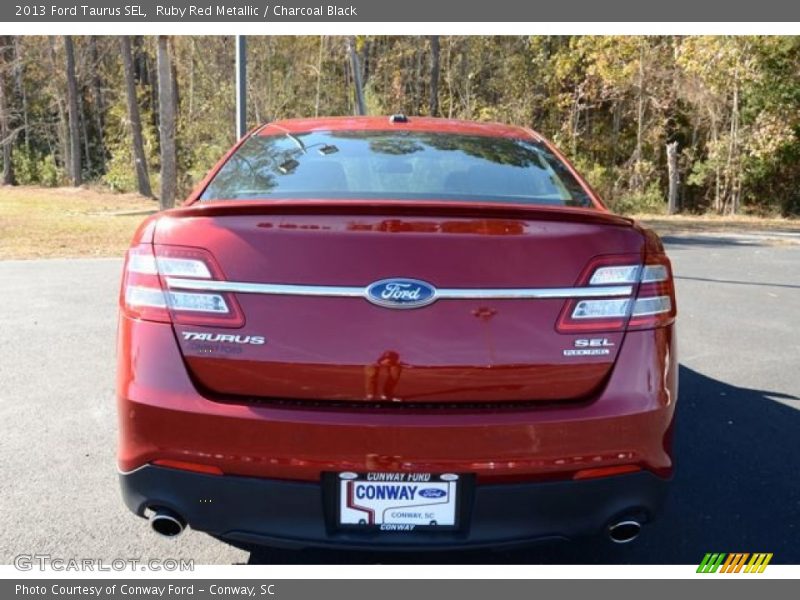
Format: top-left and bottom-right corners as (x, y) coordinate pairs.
(80, 92), (92, 174)
(347, 36), (366, 116)
(446, 37), (454, 118)
(13, 36), (29, 150)
(157, 35), (177, 210)
(315, 36), (324, 117)
(171, 56), (180, 123)
(710, 114), (721, 214)
(429, 36), (440, 117)
(570, 88), (581, 157)
(47, 37), (69, 172)
(0, 37), (14, 185)
(148, 41), (160, 133)
(133, 36), (146, 82)
(75, 41), (91, 175)
(611, 100), (621, 164)
(462, 41), (472, 119)
(414, 45), (422, 114)
(728, 78), (740, 215)
(119, 36), (153, 198)
(64, 36), (82, 186)
(633, 40), (645, 193)
(666, 141), (679, 215)
(89, 36), (105, 171)
(266, 37), (273, 118)
(187, 38), (195, 120)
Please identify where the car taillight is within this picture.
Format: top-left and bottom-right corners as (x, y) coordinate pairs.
(120, 244), (244, 327)
(557, 254), (676, 333)
(121, 244), (170, 323)
(627, 255), (676, 330)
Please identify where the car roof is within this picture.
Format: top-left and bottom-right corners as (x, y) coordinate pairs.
(259, 116), (542, 140)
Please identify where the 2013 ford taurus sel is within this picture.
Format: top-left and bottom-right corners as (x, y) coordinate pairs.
(117, 116), (677, 549)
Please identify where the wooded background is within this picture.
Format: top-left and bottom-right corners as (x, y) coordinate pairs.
(0, 35), (798, 215)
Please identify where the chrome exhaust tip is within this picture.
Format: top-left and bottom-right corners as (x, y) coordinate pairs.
(608, 519), (642, 544)
(149, 508), (186, 538)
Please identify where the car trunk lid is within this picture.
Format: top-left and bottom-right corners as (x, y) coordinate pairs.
(155, 202), (644, 404)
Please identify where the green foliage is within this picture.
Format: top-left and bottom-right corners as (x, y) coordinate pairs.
(611, 183), (667, 216)
(102, 101), (159, 193)
(363, 82), (386, 116)
(570, 158), (612, 199)
(102, 146), (136, 193)
(11, 146), (63, 187)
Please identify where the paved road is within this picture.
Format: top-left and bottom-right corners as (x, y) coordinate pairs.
(0, 233), (798, 566)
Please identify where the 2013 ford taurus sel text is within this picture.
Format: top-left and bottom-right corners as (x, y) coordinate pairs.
(117, 116), (677, 549)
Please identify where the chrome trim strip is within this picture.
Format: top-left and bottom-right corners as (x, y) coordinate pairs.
(167, 278), (365, 297)
(166, 277), (632, 300)
(117, 463), (150, 476)
(434, 287), (631, 299)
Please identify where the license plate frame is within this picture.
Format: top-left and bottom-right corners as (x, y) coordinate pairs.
(331, 472), (464, 532)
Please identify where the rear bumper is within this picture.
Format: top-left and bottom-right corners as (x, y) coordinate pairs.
(121, 465), (669, 550)
(117, 315), (676, 548)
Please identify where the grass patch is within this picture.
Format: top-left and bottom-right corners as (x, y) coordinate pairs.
(0, 185), (157, 259)
(634, 213), (800, 235)
(1, 186), (797, 260)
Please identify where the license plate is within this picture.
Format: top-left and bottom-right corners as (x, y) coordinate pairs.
(337, 472), (460, 531)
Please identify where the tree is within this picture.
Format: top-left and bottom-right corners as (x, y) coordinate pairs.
(63, 36), (81, 186)
(13, 37), (28, 150)
(666, 141), (679, 214)
(88, 36), (106, 172)
(347, 36), (366, 116)
(119, 36), (152, 198)
(157, 35), (177, 209)
(429, 36), (440, 116)
(314, 36), (324, 117)
(0, 36), (14, 185)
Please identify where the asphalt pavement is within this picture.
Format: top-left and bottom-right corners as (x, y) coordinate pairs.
(0, 232), (797, 565)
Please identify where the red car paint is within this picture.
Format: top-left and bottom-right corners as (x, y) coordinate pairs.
(117, 117), (677, 546)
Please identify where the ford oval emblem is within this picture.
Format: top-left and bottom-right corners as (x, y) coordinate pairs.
(419, 488), (447, 499)
(366, 278), (437, 309)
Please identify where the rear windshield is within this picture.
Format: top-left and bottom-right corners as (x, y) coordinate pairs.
(201, 130), (594, 208)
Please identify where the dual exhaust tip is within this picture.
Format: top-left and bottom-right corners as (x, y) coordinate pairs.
(608, 519), (642, 544)
(149, 507), (186, 538)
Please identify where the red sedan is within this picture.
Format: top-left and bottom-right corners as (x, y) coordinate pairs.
(117, 116), (677, 549)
